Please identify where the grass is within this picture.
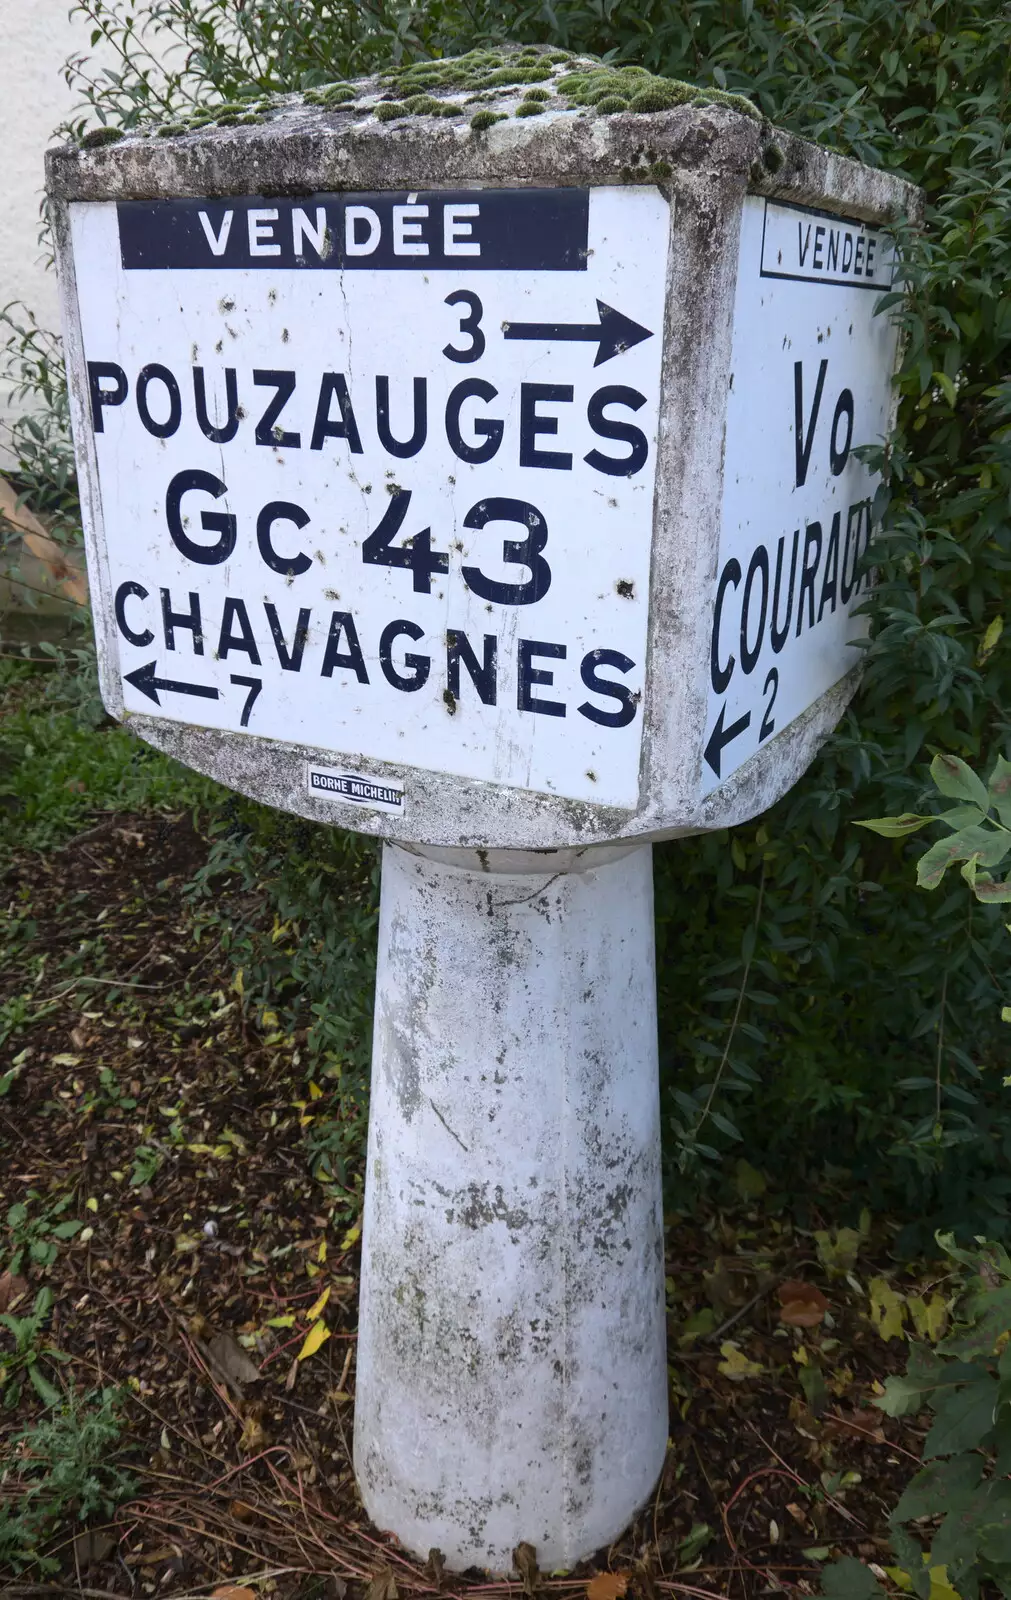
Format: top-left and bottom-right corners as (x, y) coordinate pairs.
(0, 650), (217, 863)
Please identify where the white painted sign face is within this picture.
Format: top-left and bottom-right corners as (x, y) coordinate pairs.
(69, 186), (669, 809)
(702, 196), (899, 794)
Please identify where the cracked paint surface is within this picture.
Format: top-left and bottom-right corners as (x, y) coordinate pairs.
(354, 841), (667, 1571)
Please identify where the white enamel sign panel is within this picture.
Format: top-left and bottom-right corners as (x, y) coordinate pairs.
(701, 196), (899, 795)
(69, 186), (669, 809)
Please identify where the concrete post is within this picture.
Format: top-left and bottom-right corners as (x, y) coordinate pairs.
(353, 841), (668, 1573)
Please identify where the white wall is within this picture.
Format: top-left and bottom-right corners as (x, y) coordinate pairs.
(0, 0), (96, 328)
(0, 0), (124, 458)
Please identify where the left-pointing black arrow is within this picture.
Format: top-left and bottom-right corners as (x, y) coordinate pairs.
(124, 660), (220, 708)
(704, 704), (751, 779)
(502, 299), (654, 367)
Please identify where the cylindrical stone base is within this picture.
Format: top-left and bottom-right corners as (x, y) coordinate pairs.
(353, 842), (667, 1573)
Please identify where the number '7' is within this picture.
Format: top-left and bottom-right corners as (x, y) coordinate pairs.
(230, 674), (262, 727)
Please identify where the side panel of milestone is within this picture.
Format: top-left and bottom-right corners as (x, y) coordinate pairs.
(701, 195), (899, 796)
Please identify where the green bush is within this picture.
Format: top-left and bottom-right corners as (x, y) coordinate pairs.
(820, 1235), (1011, 1600)
(0, 1387), (136, 1573)
(49, 0), (1011, 1241)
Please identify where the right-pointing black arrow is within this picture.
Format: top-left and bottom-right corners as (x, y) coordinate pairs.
(502, 299), (654, 366)
(124, 660), (220, 708)
(704, 705), (752, 779)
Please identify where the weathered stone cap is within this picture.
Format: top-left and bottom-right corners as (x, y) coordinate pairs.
(47, 45), (921, 224)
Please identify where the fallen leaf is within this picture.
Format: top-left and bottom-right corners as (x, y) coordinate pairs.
(239, 1409), (269, 1453)
(0, 1271), (27, 1314)
(285, 1355), (299, 1392)
(868, 1276), (907, 1341)
(815, 1227), (862, 1277)
(907, 1291), (948, 1343)
(717, 1341), (765, 1381)
(426, 1549), (446, 1589)
(211, 1588), (256, 1600)
(825, 1407), (885, 1445)
(514, 1541), (540, 1596)
(73, 1528), (116, 1567)
(297, 1319), (332, 1361)
(778, 1280), (830, 1328)
(206, 1331), (262, 1387)
(587, 1574), (630, 1600)
(734, 1158), (767, 1199)
(125, 1546), (181, 1566)
(306, 1284), (331, 1322)
(228, 1499), (256, 1522)
(365, 1565), (398, 1600)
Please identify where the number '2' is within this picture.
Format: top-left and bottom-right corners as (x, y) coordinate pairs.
(760, 667), (778, 742)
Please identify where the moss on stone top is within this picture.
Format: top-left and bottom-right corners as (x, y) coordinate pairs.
(71, 41), (761, 147)
(470, 108), (509, 131)
(80, 125), (126, 148)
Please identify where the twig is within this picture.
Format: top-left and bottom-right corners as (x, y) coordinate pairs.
(744, 1419), (866, 1529)
(3, 1567), (306, 1600)
(825, 1410), (921, 1464)
(693, 864), (766, 1144)
(705, 1271), (784, 1343)
(935, 964), (949, 1126)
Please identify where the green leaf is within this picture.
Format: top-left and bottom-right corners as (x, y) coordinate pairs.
(924, 1374), (998, 1457)
(819, 1556), (884, 1600)
(931, 754), (990, 811)
(979, 613), (1004, 663)
(971, 874), (1011, 903)
(893, 1455), (982, 1523)
(989, 754), (1011, 828)
(917, 826), (1010, 890)
(27, 1364), (62, 1407)
(938, 804), (989, 831)
(855, 814), (933, 837)
(49, 1219), (83, 1240)
(677, 1522), (712, 1564)
(876, 1348), (948, 1416)
(975, 1484), (1011, 1567)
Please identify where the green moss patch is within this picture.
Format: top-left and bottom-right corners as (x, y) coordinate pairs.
(470, 109), (508, 131)
(79, 44), (761, 149)
(80, 126), (125, 148)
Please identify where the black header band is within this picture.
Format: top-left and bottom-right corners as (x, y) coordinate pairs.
(118, 189), (590, 273)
